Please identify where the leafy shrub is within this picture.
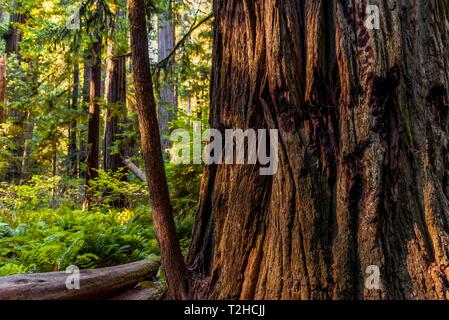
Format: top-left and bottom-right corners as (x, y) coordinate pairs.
(0, 175), (83, 211)
(86, 169), (148, 209)
(0, 204), (194, 276)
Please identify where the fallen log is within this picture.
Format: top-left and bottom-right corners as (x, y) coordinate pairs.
(121, 157), (147, 182)
(0, 259), (159, 300)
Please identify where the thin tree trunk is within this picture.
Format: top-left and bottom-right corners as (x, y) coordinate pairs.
(0, 55), (5, 124)
(4, 12), (24, 54)
(84, 4), (102, 208)
(189, 0), (449, 300)
(19, 112), (34, 184)
(103, 15), (128, 207)
(69, 63), (80, 178)
(104, 15), (127, 174)
(79, 51), (92, 179)
(157, 0), (177, 151)
(3, 10), (25, 182)
(104, 57), (126, 173)
(128, 0), (190, 299)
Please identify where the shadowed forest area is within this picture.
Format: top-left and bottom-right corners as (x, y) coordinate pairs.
(1, 0), (449, 302)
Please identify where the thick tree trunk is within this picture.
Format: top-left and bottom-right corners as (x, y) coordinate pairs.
(69, 63), (80, 178)
(157, 0), (177, 151)
(85, 9), (102, 207)
(128, 0), (190, 299)
(189, 0), (449, 300)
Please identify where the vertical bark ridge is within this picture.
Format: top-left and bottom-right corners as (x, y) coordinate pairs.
(189, 0), (449, 300)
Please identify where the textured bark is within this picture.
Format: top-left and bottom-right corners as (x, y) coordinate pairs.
(104, 37), (127, 174)
(189, 0), (449, 300)
(157, 0), (177, 151)
(0, 259), (159, 300)
(85, 6), (102, 207)
(68, 63), (80, 178)
(128, 0), (190, 299)
(79, 53), (92, 179)
(3, 10), (26, 182)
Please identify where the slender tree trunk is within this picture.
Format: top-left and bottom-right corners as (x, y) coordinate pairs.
(104, 57), (126, 173)
(69, 63), (80, 178)
(128, 0), (190, 299)
(189, 0), (449, 300)
(3, 10), (25, 182)
(103, 12), (127, 174)
(19, 112), (34, 184)
(79, 53), (92, 179)
(103, 21), (128, 207)
(157, 0), (177, 151)
(85, 8), (102, 207)
(4, 12), (24, 54)
(0, 55), (5, 124)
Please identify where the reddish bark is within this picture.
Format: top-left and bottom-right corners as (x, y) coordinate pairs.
(189, 0), (449, 300)
(85, 25), (102, 206)
(128, 0), (190, 299)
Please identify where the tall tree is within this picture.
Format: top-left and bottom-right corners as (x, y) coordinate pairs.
(157, 0), (177, 151)
(189, 0), (449, 300)
(68, 62), (80, 178)
(128, 0), (190, 299)
(84, 2), (102, 207)
(103, 9), (126, 175)
(0, 55), (6, 124)
(3, 8), (26, 182)
(0, 9), (5, 124)
(79, 51), (92, 179)
(103, 56), (126, 173)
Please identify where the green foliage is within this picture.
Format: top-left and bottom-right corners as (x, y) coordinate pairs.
(166, 163), (201, 217)
(0, 204), (194, 276)
(86, 169), (148, 209)
(0, 175), (83, 210)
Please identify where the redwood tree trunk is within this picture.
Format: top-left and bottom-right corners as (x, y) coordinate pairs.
(104, 55), (126, 173)
(103, 12), (127, 175)
(157, 0), (177, 151)
(188, 0), (449, 300)
(85, 21), (102, 206)
(68, 63), (80, 178)
(128, 0), (190, 299)
(3, 11), (26, 182)
(79, 52), (92, 179)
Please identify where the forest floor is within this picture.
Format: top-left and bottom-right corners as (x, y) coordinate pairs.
(0, 163), (200, 295)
